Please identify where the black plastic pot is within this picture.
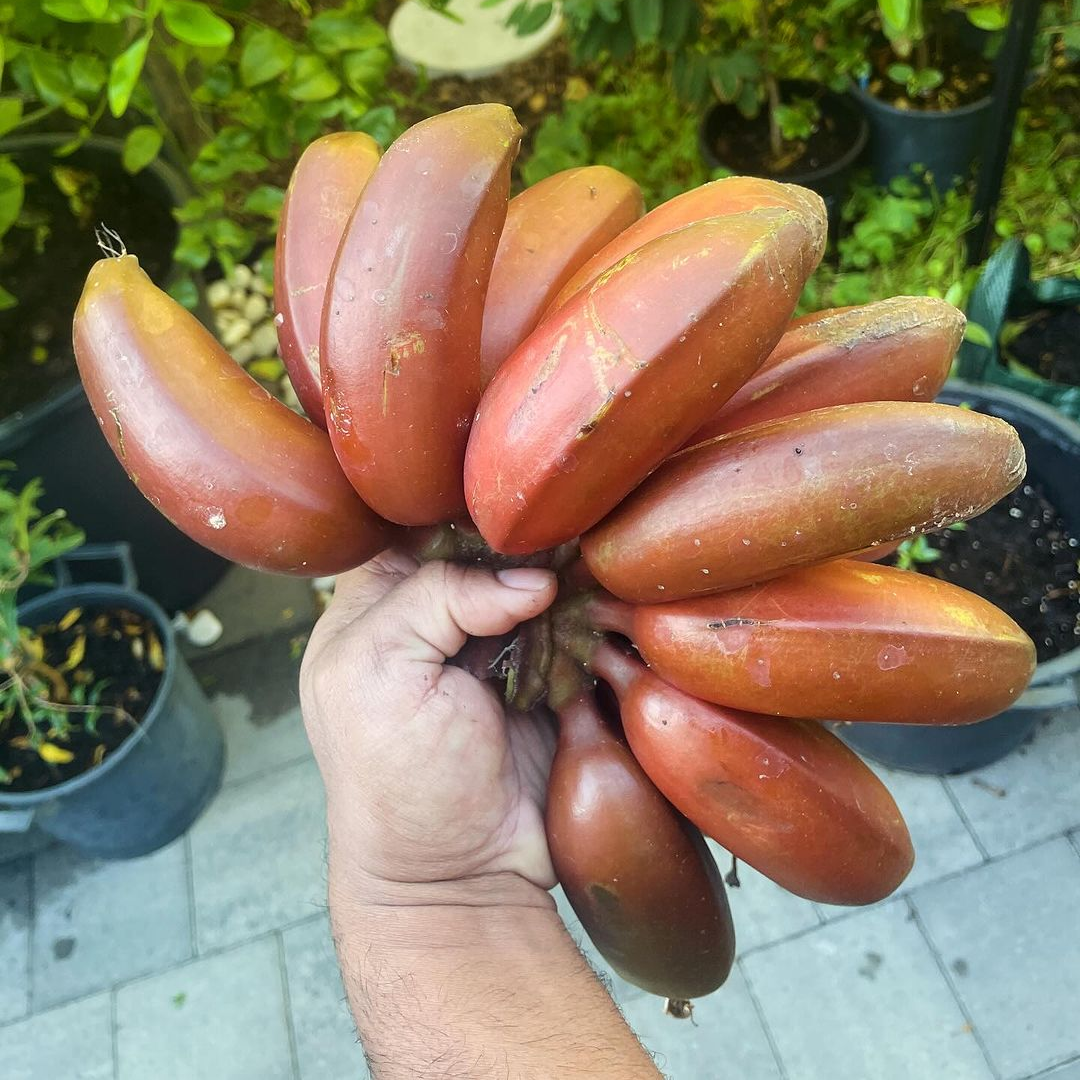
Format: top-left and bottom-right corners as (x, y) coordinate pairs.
(0, 546), (224, 858)
(839, 381), (1080, 775)
(849, 80), (993, 188)
(699, 80), (869, 226)
(0, 134), (227, 613)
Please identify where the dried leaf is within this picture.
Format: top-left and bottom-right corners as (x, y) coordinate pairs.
(147, 633), (165, 672)
(92, 744), (106, 767)
(131, 637), (145, 660)
(61, 634), (86, 672)
(39, 742), (75, 765)
(9, 735), (32, 750)
(58, 607), (83, 631)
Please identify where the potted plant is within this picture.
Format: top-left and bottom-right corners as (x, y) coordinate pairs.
(850, 0), (1004, 187)
(0, 472), (223, 858)
(0, 0), (399, 607)
(840, 380), (1080, 775)
(693, 0), (870, 221)
(955, 239), (1080, 421)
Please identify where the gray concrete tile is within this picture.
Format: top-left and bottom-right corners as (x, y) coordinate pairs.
(31, 838), (192, 1009)
(623, 965), (781, 1080)
(551, 884), (649, 1003)
(190, 757), (328, 951)
(183, 565), (315, 659)
(707, 841), (822, 954)
(1026, 1059), (1080, 1080)
(282, 915), (370, 1080)
(743, 900), (992, 1080)
(815, 764), (986, 921)
(214, 693), (311, 786)
(0, 991), (113, 1080)
(945, 709), (1080, 857)
(913, 838), (1080, 1080)
(0, 826), (53, 867)
(116, 936), (293, 1080)
(0, 859), (30, 1023)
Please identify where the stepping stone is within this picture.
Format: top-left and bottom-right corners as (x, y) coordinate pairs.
(389, 0), (562, 81)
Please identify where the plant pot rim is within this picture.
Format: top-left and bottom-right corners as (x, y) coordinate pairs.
(701, 80), (869, 185)
(850, 78), (994, 120)
(942, 378), (1080, 689)
(0, 582), (177, 806)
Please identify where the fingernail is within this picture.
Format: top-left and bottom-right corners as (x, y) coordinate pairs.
(495, 567), (554, 591)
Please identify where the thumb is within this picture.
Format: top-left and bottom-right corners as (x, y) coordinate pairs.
(371, 561), (557, 664)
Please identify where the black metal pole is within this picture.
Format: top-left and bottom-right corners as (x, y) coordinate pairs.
(967, 0), (1044, 264)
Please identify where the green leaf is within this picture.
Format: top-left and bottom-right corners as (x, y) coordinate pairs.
(107, 35), (149, 117)
(167, 273), (199, 309)
(963, 321), (993, 348)
(71, 54), (107, 96)
(29, 52), (73, 106)
(240, 27), (294, 86)
(0, 156), (25, 241)
(42, 0), (99, 20)
(627, 0), (661, 43)
(965, 5), (1008, 31)
(308, 10), (386, 54)
(121, 125), (162, 172)
(887, 62), (914, 83)
(0, 99), (23, 138)
(288, 55), (340, 101)
(0, 283), (16, 310)
(342, 48), (389, 97)
(354, 103), (397, 147)
(659, 0), (696, 49)
(241, 183), (284, 219)
(162, 0), (234, 47)
(879, 0), (912, 30)
(506, 2), (553, 36)
(708, 54), (743, 101)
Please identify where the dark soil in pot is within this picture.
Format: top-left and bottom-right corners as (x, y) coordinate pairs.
(889, 480), (1080, 664)
(1005, 306), (1080, 387)
(863, 39), (994, 111)
(0, 140), (178, 419)
(1, 605), (164, 793)
(703, 93), (859, 180)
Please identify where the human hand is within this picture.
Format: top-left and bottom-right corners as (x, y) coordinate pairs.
(300, 550), (560, 903)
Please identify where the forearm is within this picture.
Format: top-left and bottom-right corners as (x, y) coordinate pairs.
(328, 861), (661, 1080)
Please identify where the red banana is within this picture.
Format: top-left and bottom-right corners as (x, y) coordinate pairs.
(481, 166), (644, 387)
(587, 642), (914, 905)
(582, 401), (1026, 602)
(547, 687), (735, 1001)
(466, 205), (828, 555)
(73, 255), (391, 574)
(322, 104), (521, 525)
(590, 560), (1035, 724)
(274, 132), (381, 427)
(546, 175), (826, 316)
(690, 296), (965, 441)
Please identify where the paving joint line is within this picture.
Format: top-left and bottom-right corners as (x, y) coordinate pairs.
(905, 894), (1002, 1080)
(941, 776), (993, 861)
(275, 931), (303, 1080)
(736, 956), (791, 1080)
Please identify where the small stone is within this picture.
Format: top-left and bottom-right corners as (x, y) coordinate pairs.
(206, 279), (232, 309)
(279, 378), (301, 412)
(228, 263), (253, 289)
(229, 341), (255, 365)
(230, 287), (247, 310)
(250, 321), (280, 358)
(221, 318), (252, 349)
(251, 273), (274, 297)
(215, 309), (240, 330)
(243, 293), (269, 323)
(186, 609), (224, 648)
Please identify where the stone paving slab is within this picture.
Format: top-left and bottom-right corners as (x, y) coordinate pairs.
(0, 859), (30, 1024)
(622, 965), (782, 1080)
(706, 842), (823, 955)
(213, 694), (311, 787)
(181, 566), (316, 660)
(282, 914), (371, 1080)
(189, 756), (328, 952)
(31, 838), (191, 1011)
(115, 936), (294, 1080)
(0, 991), (113, 1080)
(913, 837), (1080, 1080)
(742, 899), (993, 1080)
(1029, 1059), (1080, 1080)
(945, 709), (1080, 858)
(0, 826), (53, 868)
